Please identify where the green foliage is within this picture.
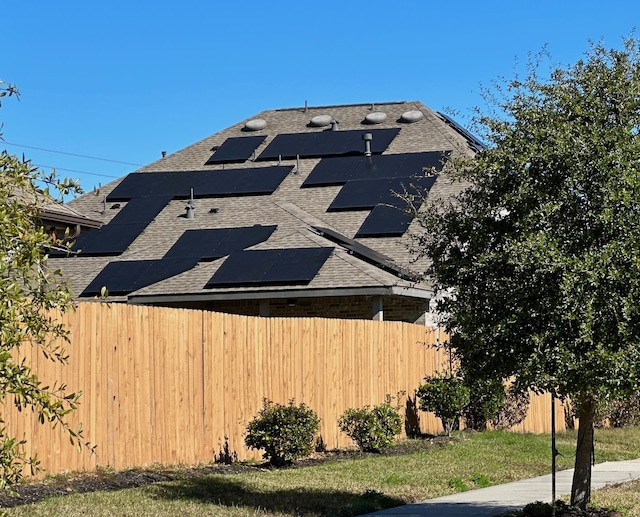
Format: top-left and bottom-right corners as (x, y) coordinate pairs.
(415, 36), (640, 507)
(447, 476), (468, 492)
(245, 399), (320, 466)
(0, 79), (91, 487)
(416, 373), (470, 436)
(461, 376), (506, 431)
(338, 394), (403, 452)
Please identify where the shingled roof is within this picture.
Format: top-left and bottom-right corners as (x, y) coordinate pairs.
(49, 100), (477, 322)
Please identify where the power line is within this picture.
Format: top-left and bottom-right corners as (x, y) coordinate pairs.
(32, 164), (120, 179)
(4, 141), (143, 166)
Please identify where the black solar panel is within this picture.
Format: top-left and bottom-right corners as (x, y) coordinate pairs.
(205, 136), (266, 164)
(356, 205), (414, 237)
(107, 173), (162, 201)
(80, 257), (198, 297)
(301, 156), (363, 187)
(257, 128), (400, 160)
(328, 179), (392, 211)
(395, 151), (449, 177)
(192, 166), (291, 197)
(303, 152), (443, 189)
(109, 196), (172, 225)
(163, 225), (277, 260)
(71, 223), (148, 256)
(205, 247), (334, 287)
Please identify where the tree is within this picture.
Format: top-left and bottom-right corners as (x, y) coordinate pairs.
(0, 79), (92, 486)
(415, 38), (640, 509)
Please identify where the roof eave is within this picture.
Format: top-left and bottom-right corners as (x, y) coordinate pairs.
(127, 285), (432, 305)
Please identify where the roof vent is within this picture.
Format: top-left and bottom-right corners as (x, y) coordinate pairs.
(244, 118), (267, 131)
(401, 110), (424, 123)
(365, 111), (387, 124)
(185, 188), (195, 219)
(331, 120), (339, 131)
(310, 114), (332, 127)
(362, 132), (373, 156)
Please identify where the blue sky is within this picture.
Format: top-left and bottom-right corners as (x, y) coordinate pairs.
(2, 1), (638, 195)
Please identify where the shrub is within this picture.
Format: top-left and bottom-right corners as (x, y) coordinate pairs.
(462, 377), (506, 431)
(596, 395), (640, 428)
(416, 373), (470, 436)
(245, 399), (320, 466)
(338, 395), (403, 452)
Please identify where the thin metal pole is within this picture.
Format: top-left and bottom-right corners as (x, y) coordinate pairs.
(551, 394), (556, 517)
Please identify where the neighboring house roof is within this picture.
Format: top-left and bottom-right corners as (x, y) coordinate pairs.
(10, 186), (103, 229)
(49, 101), (476, 309)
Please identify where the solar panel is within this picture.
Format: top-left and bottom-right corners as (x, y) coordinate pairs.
(328, 179), (392, 211)
(304, 153), (436, 189)
(301, 156), (363, 187)
(257, 128), (400, 160)
(80, 257), (198, 297)
(106, 173), (163, 201)
(205, 136), (266, 164)
(205, 247), (333, 287)
(81, 260), (156, 296)
(356, 205), (414, 237)
(109, 196), (172, 225)
(71, 223), (148, 256)
(192, 166), (291, 197)
(395, 151), (449, 177)
(163, 225), (277, 260)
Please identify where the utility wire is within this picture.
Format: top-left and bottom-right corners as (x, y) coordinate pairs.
(32, 164), (120, 179)
(4, 141), (143, 166)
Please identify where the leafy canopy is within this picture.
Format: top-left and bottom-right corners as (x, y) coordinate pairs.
(0, 79), (92, 486)
(417, 38), (640, 403)
(415, 37), (640, 508)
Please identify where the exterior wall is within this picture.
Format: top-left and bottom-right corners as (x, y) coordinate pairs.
(160, 295), (429, 324)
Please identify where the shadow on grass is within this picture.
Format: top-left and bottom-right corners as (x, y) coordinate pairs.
(148, 475), (404, 516)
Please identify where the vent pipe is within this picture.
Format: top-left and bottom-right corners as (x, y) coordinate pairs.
(185, 188), (195, 219)
(363, 132), (373, 156)
(161, 151), (167, 158)
(304, 100), (308, 113)
(331, 120), (339, 131)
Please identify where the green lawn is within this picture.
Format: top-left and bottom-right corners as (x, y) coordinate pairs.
(3, 428), (640, 517)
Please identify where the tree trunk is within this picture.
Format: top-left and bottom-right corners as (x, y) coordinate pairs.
(570, 398), (596, 509)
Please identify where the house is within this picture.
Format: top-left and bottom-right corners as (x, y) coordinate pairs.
(49, 101), (480, 324)
(9, 186), (103, 241)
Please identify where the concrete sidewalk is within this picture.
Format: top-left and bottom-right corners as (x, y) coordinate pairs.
(364, 458), (640, 517)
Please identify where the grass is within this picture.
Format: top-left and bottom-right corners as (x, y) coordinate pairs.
(3, 428), (640, 517)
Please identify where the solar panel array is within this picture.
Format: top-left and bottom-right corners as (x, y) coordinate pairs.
(205, 247), (334, 288)
(163, 225), (277, 260)
(80, 225), (278, 296)
(205, 135), (266, 164)
(81, 258), (199, 297)
(303, 152), (446, 237)
(107, 166), (292, 201)
(61, 114), (452, 297)
(257, 128), (400, 160)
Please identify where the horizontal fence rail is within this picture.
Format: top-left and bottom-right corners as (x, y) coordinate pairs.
(3, 303), (567, 475)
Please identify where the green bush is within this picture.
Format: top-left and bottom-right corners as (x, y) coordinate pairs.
(416, 373), (470, 436)
(461, 377), (506, 431)
(338, 395), (403, 452)
(245, 399), (320, 466)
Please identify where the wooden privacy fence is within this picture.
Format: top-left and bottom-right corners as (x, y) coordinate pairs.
(3, 303), (567, 476)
